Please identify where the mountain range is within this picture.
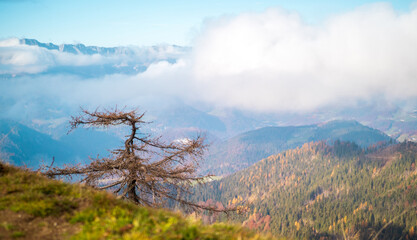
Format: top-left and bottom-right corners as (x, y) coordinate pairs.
(1, 39), (416, 174)
(20, 38), (189, 57)
(1, 39), (417, 143)
(0, 38), (188, 78)
(0, 119), (120, 168)
(203, 120), (391, 176)
(1, 116), (391, 176)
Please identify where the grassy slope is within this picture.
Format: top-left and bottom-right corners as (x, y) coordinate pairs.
(0, 162), (276, 240)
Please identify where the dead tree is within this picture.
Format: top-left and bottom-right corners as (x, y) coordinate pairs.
(45, 107), (235, 212)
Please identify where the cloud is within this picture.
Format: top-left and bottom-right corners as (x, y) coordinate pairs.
(0, 38), (111, 74)
(0, 39), (188, 75)
(1, 2), (417, 116)
(184, 3), (417, 112)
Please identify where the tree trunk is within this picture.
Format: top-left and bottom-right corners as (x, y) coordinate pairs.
(128, 180), (139, 203)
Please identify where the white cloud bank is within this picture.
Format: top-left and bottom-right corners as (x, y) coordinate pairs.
(0, 38), (187, 75)
(1, 3), (417, 114)
(0, 38), (109, 74)
(184, 3), (417, 112)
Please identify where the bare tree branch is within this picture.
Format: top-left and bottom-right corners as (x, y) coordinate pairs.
(44, 107), (235, 213)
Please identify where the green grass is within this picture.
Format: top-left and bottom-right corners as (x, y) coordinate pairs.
(11, 231), (25, 238)
(0, 169), (80, 217)
(1, 222), (14, 231)
(0, 162), (276, 240)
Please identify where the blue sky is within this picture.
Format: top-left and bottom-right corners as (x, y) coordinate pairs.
(0, 0), (415, 46)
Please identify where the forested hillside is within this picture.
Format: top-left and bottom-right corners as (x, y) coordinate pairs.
(203, 120), (391, 176)
(192, 141), (417, 239)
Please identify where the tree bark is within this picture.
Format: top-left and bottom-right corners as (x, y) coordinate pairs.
(128, 180), (139, 203)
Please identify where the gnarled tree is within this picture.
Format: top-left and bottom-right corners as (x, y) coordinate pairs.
(45, 108), (231, 212)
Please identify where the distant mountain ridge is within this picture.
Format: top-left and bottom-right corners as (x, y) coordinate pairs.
(0, 119), (121, 169)
(21, 38), (133, 55)
(20, 38), (190, 57)
(0, 38), (189, 78)
(0, 119), (70, 167)
(0, 118), (390, 172)
(203, 120), (392, 176)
